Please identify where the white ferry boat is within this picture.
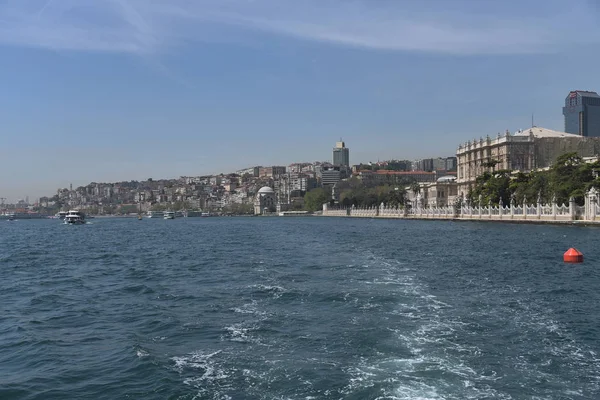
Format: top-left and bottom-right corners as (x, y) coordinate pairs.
(64, 210), (85, 225)
(146, 211), (164, 218)
(55, 211), (68, 220)
(164, 211), (175, 220)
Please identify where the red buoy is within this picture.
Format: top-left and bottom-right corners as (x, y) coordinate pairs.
(564, 248), (583, 263)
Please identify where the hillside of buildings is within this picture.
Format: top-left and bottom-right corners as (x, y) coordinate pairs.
(25, 156), (456, 216)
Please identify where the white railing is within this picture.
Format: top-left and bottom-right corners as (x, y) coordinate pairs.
(557, 204), (569, 215)
(322, 190), (600, 222)
(513, 205), (523, 215)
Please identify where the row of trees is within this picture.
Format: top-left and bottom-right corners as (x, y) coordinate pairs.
(338, 185), (406, 208)
(468, 153), (600, 206)
(302, 180), (410, 211)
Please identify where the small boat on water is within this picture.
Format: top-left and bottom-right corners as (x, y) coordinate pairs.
(64, 210), (85, 225)
(164, 211), (175, 220)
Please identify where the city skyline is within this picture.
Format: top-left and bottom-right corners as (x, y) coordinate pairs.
(5, 153), (459, 204)
(2, 0), (600, 201)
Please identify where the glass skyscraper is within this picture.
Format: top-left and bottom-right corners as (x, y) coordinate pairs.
(563, 90), (600, 137)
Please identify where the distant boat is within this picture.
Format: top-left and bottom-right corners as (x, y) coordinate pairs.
(146, 211), (164, 218)
(164, 211), (175, 220)
(64, 210), (85, 225)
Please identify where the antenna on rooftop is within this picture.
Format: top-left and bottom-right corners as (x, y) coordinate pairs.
(532, 113), (534, 128)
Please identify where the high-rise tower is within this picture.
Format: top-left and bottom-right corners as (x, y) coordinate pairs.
(563, 90), (600, 136)
(332, 139), (350, 167)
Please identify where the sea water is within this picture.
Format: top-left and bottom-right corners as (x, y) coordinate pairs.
(1, 217), (599, 399)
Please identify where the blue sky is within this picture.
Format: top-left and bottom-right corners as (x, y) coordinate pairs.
(1, 0), (600, 201)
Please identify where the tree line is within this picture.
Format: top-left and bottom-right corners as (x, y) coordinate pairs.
(302, 177), (411, 211)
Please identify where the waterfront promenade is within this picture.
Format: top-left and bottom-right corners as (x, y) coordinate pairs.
(322, 188), (600, 224)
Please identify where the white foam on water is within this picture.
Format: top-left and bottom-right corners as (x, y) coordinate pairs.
(249, 284), (288, 299)
(339, 251), (517, 399)
(223, 324), (253, 343)
(231, 300), (267, 316)
(136, 348), (149, 358)
(171, 350), (223, 373)
(371, 249), (600, 399)
(504, 298), (600, 396)
(171, 349), (236, 400)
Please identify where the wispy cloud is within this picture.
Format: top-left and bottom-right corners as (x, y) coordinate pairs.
(0, 0), (597, 55)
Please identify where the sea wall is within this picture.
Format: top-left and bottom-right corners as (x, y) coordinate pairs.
(322, 188), (600, 223)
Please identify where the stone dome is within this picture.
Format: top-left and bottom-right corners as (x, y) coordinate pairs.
(258, 186), (274, 194)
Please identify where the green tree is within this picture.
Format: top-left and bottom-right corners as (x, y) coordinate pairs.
(410, 182), (420, 196)
(222, 203), (254, 215)
(549, 152), (590, 205)
(469, 170), (511, 205)
(304, 188), (329, 212)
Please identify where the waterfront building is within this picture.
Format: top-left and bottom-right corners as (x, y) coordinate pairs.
(253, 186), (277, 215)
(456, 126), (600, 197)
(563, 90), (600, 137)
(332, 140), (350, 167)
(405, 176), (459, 207)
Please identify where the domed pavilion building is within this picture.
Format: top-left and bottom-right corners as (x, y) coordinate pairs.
(254, 186), (276, 215)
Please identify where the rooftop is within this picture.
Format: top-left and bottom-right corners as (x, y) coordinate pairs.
(514, 127), (580, 138)
(569, 90), (600, 98)
(257, 186), (274, 194)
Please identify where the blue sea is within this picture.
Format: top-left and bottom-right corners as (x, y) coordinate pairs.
(1, 217), (600, 399)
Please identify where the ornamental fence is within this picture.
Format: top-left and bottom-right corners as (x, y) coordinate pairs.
(322, 188), (600, 222)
